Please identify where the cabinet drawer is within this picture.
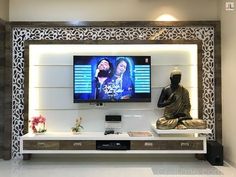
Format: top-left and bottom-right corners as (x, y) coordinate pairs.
(131, 140), (203, 150)
(23, 140), (59, 150)
(60, 140), (96, 150)
(131, 141), (158, 150)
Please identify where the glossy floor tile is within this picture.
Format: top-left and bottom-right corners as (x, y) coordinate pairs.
(0, 156), (236, 177)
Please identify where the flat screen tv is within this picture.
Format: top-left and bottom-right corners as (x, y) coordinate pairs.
(73, 56), (151, 103)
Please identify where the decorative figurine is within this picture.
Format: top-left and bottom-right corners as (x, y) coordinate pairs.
(71, 117), (84, 133)
(156, 68), (207, 130)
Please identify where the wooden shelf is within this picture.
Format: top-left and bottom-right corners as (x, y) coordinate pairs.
(20, 131), (207, 156)
(21, 132), (154, 140)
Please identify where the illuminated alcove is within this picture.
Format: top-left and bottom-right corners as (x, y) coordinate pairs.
(27, 42), (198, 132)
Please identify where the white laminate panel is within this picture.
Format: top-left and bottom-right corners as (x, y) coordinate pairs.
(31, 66), (72, 87)
(31, 65), (198, 88)
(21, 150), (207, 154)
(31, 110), (106, 132)
(30, 44), (197, 66)
(22, 132), (206, 141)
(151, 65), (198, 88)
(151, 46), (197, 66)
(151, 125), (211, 134)
(189, 88), (198, 110)
(31, 88), (75, 109)
(29, 44), (199, 133)
(30, 45), (73, 65)
(33, 88), (157, 110)
(190, 109), (199, 118)
(36, 53), (73, 66)
(31, 109), (198, 132)
(30, 110), (158, 132)
(33, 87), (197, 110)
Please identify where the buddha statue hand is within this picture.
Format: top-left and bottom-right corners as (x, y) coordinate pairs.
(167, 93), (176, 105)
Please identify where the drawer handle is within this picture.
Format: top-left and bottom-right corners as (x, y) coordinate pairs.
(37, 142), (46, 146)
(144, 142), (153, 147)
(180, 142), (190, 147)
(73, 142), (82, 146)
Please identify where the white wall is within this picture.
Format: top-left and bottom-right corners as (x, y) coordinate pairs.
(0, 0), (9, 20)
(220, 0), (236, 168)
(9, 0), (218, 21)
(29, 44), (198, 133)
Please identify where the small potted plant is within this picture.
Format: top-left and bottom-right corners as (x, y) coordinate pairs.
(29, 115), (47, 134)
(71, 117), (83, 134)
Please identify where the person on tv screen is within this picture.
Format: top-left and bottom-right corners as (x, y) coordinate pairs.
(93, 58), (113, 99)
(101, 57), (134, 100)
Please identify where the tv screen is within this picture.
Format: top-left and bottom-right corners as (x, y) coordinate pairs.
(73, 56), (151, 103)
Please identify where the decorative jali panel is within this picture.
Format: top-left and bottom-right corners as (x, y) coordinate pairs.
(12, 26), (215, 158)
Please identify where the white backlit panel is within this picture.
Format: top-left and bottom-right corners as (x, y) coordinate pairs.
(29, 44), (198, 132)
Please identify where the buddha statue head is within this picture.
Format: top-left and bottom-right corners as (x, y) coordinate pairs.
(170, 67), (181, 88)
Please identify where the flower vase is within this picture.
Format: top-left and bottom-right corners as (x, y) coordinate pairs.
(72, 131), (81, 135)
(34, 132), (46, 135)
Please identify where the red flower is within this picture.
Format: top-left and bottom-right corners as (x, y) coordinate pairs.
(29, 115), (46, 133)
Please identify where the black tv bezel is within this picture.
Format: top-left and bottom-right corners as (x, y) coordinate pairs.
(73, 55), (152, 103)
